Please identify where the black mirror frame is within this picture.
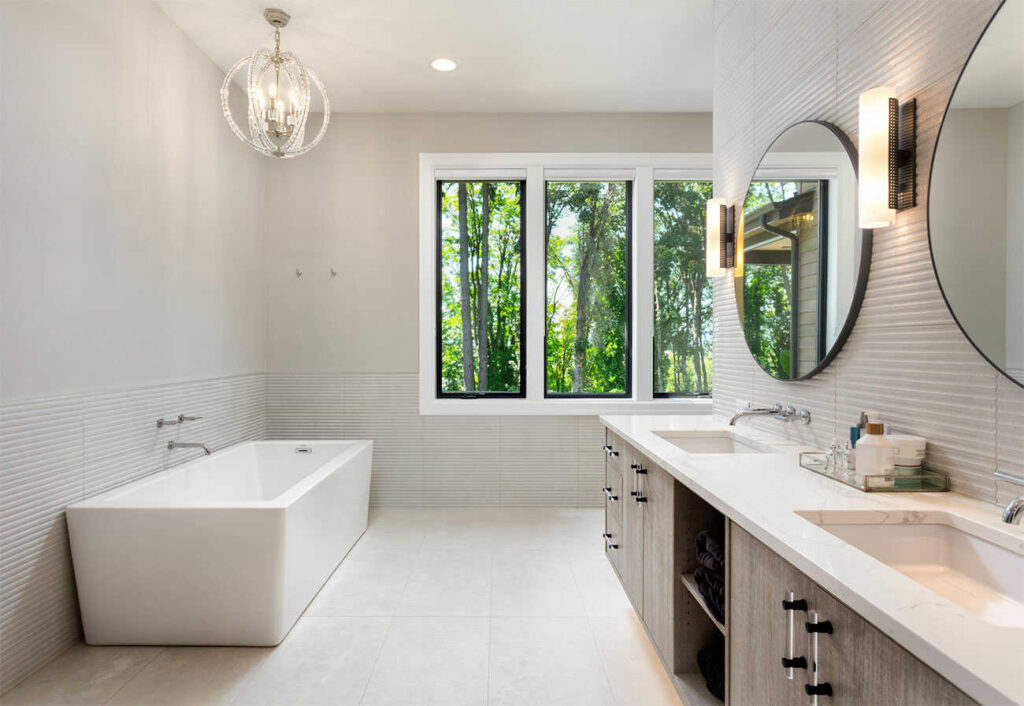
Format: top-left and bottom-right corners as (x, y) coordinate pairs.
(735, 120), (874, 382)
(926, 0), (1023, 392)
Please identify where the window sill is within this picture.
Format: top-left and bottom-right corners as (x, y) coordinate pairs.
(419, 397), (712, 416)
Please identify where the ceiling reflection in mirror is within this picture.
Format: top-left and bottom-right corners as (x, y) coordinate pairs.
(930, 0), (1024, 387)
(736, 122), (869, 380)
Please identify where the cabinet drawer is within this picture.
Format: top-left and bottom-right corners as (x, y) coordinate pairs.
(603, 430), (627, 475)
(604, 463), (623, 528)
(604, 515), (624, 576)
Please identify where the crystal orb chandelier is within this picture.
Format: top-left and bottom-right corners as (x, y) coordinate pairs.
(220, 8), (330, 158)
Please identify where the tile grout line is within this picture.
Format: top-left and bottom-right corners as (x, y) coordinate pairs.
(102, 647), (166, 705)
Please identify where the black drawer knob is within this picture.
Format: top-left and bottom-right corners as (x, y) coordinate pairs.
(781, 656), (807, 669)
(782, 598), (808, 611)
(805, 683), (833, 697)
(805, 621), (833, 634)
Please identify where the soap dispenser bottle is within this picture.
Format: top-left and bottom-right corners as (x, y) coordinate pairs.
(855, 419), (896, 486)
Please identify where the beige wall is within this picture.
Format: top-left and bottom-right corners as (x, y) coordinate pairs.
(0, 0), (266, 402)
(930, 108), (1009, 364)
(1007, 102), (1024, 375)
(261, 113), (712, 374)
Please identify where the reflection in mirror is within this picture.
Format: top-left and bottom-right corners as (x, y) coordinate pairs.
(736, 122), (868, 380)
(930, 0), (1024, 387)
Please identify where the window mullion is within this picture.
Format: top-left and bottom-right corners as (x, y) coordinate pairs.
(635, 167), (655, 402)
(525, 167), (546, 402)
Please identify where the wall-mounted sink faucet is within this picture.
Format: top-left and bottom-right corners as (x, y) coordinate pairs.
(167, 440), (211, 456)
(996, 471), (1024, 524)
(730, 403), (811, 426)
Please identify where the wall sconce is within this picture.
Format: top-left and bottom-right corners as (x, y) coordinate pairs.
(706, 198), (736, 277)
(858, 86), (917, 228)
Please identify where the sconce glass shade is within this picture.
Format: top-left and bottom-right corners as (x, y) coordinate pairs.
(706, 197), (727, 277)
(858, 86), (896, 228)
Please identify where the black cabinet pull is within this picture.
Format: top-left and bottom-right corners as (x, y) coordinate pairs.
(804, 683), (832, 697)
(634, 467), (647, 475)
(782, 598), (808, 611)
(781, 656), (807, 669)
(805, 621), (833, 634)
(634, 496), (647, 503)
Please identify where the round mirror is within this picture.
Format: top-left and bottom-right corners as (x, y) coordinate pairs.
(930, 0), (1024, 389)
(735, 121), (871, 380)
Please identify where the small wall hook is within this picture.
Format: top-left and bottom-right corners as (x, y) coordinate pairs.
(330, 268), (337, 277)
(295, 268), (303, 278)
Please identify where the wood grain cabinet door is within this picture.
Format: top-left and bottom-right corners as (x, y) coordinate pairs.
(809, 585), (975, 706)
(729, 525), (812, 706)
(620, 445), (645, 615)
(642, 460), (676, 666)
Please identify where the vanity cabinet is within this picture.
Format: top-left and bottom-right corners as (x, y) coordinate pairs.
(729, 525), (975, 706)
(604, 431), (720, 695)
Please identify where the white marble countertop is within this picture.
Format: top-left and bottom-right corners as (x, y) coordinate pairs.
(600, 414), (1024, 706)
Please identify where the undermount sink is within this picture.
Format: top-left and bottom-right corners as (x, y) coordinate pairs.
(652, 430), (768, 454)
(797, 510), (1024, 627)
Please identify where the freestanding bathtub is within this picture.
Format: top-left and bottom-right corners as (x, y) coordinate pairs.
(66, 440), (372, 646)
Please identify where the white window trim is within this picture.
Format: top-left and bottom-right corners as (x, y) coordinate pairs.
(419, 152), (713, 416)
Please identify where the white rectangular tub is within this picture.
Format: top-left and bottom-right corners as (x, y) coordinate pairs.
(67, 440), (372, 646)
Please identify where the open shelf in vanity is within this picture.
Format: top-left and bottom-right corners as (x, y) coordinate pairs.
(602, 429), (727, 705)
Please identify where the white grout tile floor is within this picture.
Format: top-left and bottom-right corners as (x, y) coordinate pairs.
(0, 508), (682, 706)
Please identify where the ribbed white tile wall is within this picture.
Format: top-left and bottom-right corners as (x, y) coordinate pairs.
(710, 0), (1022, 502)
(0, 374), (265, 694)
(265, 373), (606, 508)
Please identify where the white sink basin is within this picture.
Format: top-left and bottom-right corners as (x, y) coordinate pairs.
(797, 510), (1024, 627)
(652, 430), (768, 454)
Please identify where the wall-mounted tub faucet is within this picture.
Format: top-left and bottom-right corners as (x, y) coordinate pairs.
(156, 414), (204, 428)
(168, 440), (211, 456)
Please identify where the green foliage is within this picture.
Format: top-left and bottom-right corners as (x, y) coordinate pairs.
(439, 181), (522, 393)
(743, 264), (792, 378)
(653, 181), (713, 395)
(546, 182), (629, 394)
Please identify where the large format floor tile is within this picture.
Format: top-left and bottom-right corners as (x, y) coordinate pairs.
(1, 508), (682, 706)
(107, 647), (268, 706)
(360, 617), (490, 706)
(0, 645), (160, 706)
(488, 617), (616, 706)
(231, 617), (389, 706)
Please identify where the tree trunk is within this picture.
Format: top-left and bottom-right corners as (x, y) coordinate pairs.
(478, 184), (490, 391)
(458, 183), (475, 390)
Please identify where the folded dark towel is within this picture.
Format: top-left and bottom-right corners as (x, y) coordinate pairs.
(694, 566), (725, 624)
(697, 548), (724, 575)
(697, 634), (726, 701)
(696, 529), (724, 564)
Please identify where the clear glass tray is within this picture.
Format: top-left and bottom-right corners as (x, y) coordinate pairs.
(799, 451), (948, 492)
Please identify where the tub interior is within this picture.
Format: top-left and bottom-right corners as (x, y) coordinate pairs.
(96, 442), (358, 504)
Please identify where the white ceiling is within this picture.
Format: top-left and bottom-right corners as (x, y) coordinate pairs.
(155, 0), (714, 113)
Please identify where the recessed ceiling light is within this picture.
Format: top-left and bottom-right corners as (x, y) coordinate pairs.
(431, 58), (457, 72)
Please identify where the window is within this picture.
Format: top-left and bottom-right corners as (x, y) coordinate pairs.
(653, 180), (713, 396)
(420, 154), (713, 414)
(545, 181), (631, 397)
(436, 180), (526, 397)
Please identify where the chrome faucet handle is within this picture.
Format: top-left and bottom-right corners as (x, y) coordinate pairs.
(798, 409), (812, 425)
(177, 414), (203, 423)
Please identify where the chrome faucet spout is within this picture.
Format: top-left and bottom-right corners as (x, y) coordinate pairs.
(168, 440), (211, 456)
(729, 403), (783, 426)
(1003, 496), (1024, 525)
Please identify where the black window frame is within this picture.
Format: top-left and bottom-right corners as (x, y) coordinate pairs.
(651, 179), (714, 399)
(543, 179), (633, 399)
(435, 179), (528, 400)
